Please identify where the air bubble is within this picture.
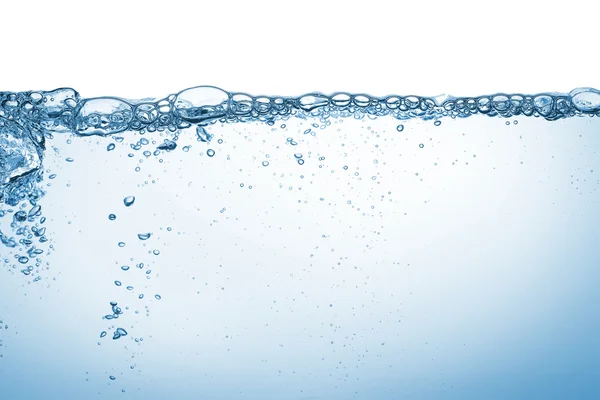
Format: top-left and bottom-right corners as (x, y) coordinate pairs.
(137, 233), (152, 241)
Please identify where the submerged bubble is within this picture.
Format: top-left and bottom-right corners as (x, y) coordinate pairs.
(396, 124), (404, 132)
(123, 196), (135, 207)
(155, 294), (161, 300)
(196, 126), (213, 143)
(108, 214), (116, 220)
(207, 149), (215, 157)
(112, 328), (128, 340)
(107, 143), (115, 151)
(157, 140), (177, 151)
(137, 233), (151, 240)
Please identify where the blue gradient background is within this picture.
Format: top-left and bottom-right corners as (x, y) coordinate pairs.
(1, 114), (599, 399)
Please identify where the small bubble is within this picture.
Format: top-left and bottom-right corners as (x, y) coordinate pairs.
(207, 149), (215, 157)
(66, 157), (74, 162)
(513, 120), (518, 124)
(107, 143), (116, 151)
(153, 249), (160, 255)
(217, 139), (223, 144)
(419, 143), (424, 148)
(262, 161), (269, 167)
(294, 153), (303, 159)
(396, 124), (404, 132)
(155, 294), (161, 300)
(100, 331), (107, 338)
(182, 145), (190, 152)
(108, 214), (116, 221)
(18, 256), (29, 264)
(115, 281), (122, 286)
(118, 242), (126, 247)
(297, 159), (305, 165)
(139, 294), (144, 299)
(343, 165), (348, 170)
(137, 233), (151, 241)
(109, 376), (116, 380)
(505, 121), (510, 125)
(121, 266), (130, 271)
(123, 196), (135, 207)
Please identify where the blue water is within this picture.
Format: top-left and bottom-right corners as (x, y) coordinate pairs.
(1, 86), (599, 399)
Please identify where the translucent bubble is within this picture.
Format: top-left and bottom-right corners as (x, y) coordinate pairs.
(434, 121), (441, 126)
(123, 196), (135, 207)
(155, 294), (161, 300)
(121, 265), (130, 271)
(109, 376), (116, 380)
(570, 88), (600, 112)
(137, 233), (151, 240)
(419, 143), (424, 148)
(297, 159), (305, 165)
(207, 149), (215, 157)
(196, 126), (213, 143)
(396, 124), (404, 132)
(107, 143), (115, 151)
(114, 280), (122, 286)
(108, 214), (116, 220)
(118, 242), (126, 247)
(100, 331), (107, 338)
(113, 328), (127, 340)
(262, 161), (269, 167)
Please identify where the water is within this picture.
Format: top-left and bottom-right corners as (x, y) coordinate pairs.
(1, 86), (599, 399)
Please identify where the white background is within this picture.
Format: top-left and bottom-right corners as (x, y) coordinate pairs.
(2, 0), (599, 98)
